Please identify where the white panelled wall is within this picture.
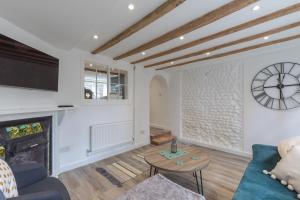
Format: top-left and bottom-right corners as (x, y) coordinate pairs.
(167, 44), (300, 156)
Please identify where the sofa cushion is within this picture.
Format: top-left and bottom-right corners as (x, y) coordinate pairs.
(271, 145), (300, 196)
(0, 159), (18, 198)
(19, 177), (70, 200)
(278, 136), (300, 158)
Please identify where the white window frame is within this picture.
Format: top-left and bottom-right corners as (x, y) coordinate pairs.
(81, 60), (131, 106)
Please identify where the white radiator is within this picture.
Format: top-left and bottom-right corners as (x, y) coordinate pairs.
(88, 121), (133, 153)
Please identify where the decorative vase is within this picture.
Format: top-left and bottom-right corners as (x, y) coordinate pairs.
(171, 139), (177, 153)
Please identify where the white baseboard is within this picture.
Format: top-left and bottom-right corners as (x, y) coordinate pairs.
(150, 123), (170, 130)
(179, 137), (252, 158)
(59, 141), (149, 174)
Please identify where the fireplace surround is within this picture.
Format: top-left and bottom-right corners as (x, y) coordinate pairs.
(0, 116), (52, 175)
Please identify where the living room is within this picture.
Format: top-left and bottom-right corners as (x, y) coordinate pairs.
(0, 0), (300, 200)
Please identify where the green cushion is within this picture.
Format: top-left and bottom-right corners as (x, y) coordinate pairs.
(233, 145), (298, 200)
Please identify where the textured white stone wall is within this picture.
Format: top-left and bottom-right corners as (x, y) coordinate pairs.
(181, 62), (244, 151)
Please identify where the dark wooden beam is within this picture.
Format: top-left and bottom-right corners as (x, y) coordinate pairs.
(134, 3), (300, 64)
(91, 0), (185, 54)
(114, 0), (258, 60)
(157, 34), (300, 70)
(145, 21), (300, 68)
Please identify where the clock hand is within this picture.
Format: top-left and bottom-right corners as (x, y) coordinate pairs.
(278, 73), (281, 85)
(264, 85), (278, 89)
(280, 89), (287, 109)
(282, 83), (300, 87)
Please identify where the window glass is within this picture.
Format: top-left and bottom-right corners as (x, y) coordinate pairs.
(110, 69), (128, 99)
(96, 70), (108, 99)
(84, 63), (108, 100)
(84, 68), (96, 99)
(84, 62), (128, 101)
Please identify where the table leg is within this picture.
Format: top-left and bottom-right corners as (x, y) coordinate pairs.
(193, 171), (204, 195)
(149, 166), (153, 177)
(154, 168), (159, 175)
(200, 170), (203, 195)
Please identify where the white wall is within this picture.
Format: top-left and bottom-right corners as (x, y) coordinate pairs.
(167, 45), (300, 155)
(243, 47), (300, 152)
(0, 17), (151, 173)
(150, 76), (170, 129)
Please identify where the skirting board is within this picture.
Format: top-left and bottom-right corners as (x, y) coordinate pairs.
(179, 137), (252, 158)
(59, 141), (150, 174)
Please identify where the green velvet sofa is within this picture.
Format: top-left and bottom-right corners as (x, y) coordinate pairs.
(233, 144), (298, 200)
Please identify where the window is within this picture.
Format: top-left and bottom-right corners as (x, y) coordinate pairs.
(83, 62), (128, 101)
(84, 64), (108, 100)
(110, 68), (128, 99)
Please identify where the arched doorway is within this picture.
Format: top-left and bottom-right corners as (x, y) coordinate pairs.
(149, 75), (175, 145)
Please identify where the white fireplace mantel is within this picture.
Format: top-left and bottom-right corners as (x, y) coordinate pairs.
(0, 106), (76, 116)
(0, 106), (76, 176)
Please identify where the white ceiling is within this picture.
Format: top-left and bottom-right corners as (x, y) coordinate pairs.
(0, 0), (300, 69)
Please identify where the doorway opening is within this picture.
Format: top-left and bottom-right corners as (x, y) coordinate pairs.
(149, 75), (175, 145)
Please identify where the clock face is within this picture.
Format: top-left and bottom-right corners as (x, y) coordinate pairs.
(251, 62), (300, 110)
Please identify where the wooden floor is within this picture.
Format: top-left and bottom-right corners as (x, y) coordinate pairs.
(59, 144), (250, 200)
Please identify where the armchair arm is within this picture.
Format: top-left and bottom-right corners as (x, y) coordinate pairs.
(252, 144), (281, 165)
(9, 191), (62, 200)
(11, 163), (47, 189)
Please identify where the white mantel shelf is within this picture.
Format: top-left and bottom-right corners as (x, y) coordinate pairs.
(0, 106), (77, 116)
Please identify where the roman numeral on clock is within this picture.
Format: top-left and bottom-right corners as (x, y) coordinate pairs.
(251, 85), (264, 92)
(261, 68), (274, 78)
(254, 92), (267, 102)
(264, 97), (274, 108)
(280, 63), (285, 73)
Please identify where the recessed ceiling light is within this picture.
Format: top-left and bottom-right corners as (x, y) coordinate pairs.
(141, 52), (146, 55)
(93, 35), (99, 39)
(206, 52), (211, 56)
(264, 36), (269, 40)
(170, 61), (174, 64)
(89, 63), (93, 67)
(179, 36), (185, 40)
(128, 3), (135, 10)
(252, 5), (260, 11)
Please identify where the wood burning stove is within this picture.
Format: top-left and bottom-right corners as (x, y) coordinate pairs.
(0, 116), (52, 175)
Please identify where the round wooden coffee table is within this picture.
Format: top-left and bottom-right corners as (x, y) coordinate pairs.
(144, 144), (210, 195)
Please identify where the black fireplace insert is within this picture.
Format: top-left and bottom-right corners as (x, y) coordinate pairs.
(0, 116), (52, 175)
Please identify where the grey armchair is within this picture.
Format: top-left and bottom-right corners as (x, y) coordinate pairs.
(0, 163), (70, 200)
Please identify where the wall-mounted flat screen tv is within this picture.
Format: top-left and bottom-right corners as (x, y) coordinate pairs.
(0, 34), (59, 91)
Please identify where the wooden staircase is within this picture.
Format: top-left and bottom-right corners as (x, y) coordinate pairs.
(150, 127), (176, 146)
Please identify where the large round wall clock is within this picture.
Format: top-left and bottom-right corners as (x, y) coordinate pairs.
(251, 62), (300, 110)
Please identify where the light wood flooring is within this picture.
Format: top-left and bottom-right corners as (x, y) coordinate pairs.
(59, 144), (250, 200)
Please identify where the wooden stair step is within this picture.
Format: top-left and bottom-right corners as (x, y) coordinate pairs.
(151, 135), (176, 146)
(150, 131), (171, 139)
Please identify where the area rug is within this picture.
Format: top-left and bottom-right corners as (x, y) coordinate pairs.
(115, 174), (205, 200)
(96, 159), (148, 186)
(96, 167), (122, 187)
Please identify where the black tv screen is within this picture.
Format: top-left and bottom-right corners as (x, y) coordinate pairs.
(0, 34), (59, 91)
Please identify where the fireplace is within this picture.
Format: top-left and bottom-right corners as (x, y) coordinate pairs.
(0, 116), (52, 175)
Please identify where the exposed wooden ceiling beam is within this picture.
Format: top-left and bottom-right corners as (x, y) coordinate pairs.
(114, 0), (258, 60)
(134, 3), (300, 64)
(145, 21), (300, 68)
(91, 0), (185, 54)
(156, 34), (300, 70)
